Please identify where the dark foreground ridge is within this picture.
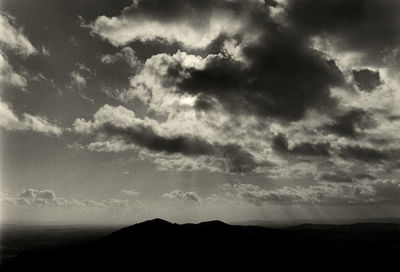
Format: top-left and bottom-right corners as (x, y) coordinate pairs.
(2, 219), (400, 271)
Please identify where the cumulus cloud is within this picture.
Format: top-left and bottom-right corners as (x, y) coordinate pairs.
(87, 0), (346, 122)
(163, 190), (201, 202)
(18, 188), (57, 204)
(1, 188), (132, 209)
(0, 99), (62, 135)
(69, 0), (400, 198)
(73, 104), (264, 173)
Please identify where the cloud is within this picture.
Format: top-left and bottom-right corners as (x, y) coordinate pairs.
(41, 45), (50, 56)
(86, 0), (265, 49)
(68, 63), (96, 102)
(70, 70), (87, 90)
(87, 140), (137, 152)
(101, 47), (140, 69)
(18, 188), (57, 204)
(73, 104), (263, 173)
(227, 179), (400, 206)
(0, 99), (62, 136)
(318, 171), (353, 183)
(338, 145), (393, 163)
(175, 45), (343, 121)
(72, 0), (400, 186)
(0, 12), (36, 56)
(2, 188), (131, 209)
(163, 190), (201, 202)
(101, 198), (129, 208)
(271, 133), (330, 157)
(286, 0), (400, 67)
(121, 189), (140, 197)
(321, 109), (376, 138)
(0, 12), (61, 136)
(0, 12), (36, 90)
(87, 0), (346, 122)
(0, 52), (27, 88)
(353, 69), (382, 92)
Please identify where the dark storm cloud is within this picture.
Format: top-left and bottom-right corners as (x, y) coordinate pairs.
(353, 69), (382, 92)
(318, 171), (353, 183)
(286, 0), (400, 65)
(175, 32), (344, 121)
(323, 109), (375, 138)
(220, 144), (262, 174)
(353, 173), (376, 180)
(101, 122), (216, 156)
(338, 145), (392, 163)
(271, 134), (330, 157)
(88, 0), (346, 121)
(99, 122), (260, 173)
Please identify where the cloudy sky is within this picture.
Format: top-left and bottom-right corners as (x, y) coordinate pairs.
(1, 0), (400, 224)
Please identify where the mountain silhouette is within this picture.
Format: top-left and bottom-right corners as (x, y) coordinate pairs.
(2, 219), (400, 271)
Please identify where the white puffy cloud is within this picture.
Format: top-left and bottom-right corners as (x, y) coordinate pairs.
(18, 188), (57, 203)
(0, 99), (62, 136)
(72, 104), (147, 135)
(1, 188), (132, 209)
(22, 113), (63, 135)
(119, 50), (209, 108)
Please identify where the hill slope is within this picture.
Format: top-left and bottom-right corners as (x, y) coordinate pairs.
(3, 219), (400, 271)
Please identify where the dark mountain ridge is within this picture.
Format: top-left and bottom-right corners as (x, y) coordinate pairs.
(2, 219), (400, 271)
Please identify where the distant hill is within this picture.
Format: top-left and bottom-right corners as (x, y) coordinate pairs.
(231, 217), (400, 227)
(2, 219), (400, 271)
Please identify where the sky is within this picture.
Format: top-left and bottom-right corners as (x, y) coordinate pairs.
(1, 0), (400, 225)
